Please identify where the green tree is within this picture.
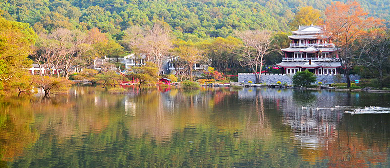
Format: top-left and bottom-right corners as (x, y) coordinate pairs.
(0, 16), (37, 96)
(96, 70), (123, 88)
(128, 62), (159, 86)
(173, 40), (204, 81)
(201, 36), (242, 74)
(292, 70), (316, 87)
(266, 32), (290, 66)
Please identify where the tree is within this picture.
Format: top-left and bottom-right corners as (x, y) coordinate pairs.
(34, 28), (94, 78)
(358, 34), (390, 89)
(292, 70), (316, 87)
(96, 70), (123, 88)
(173, 40), (204, 81)
(289, 6), (323, 30)
(0, 16), (37, 96)
(32, 76), (72, 98)
(124, 23), (172, 75)
(324, 1), (384, 88)
(266, 32), (290, 66)
(237, 30), (272, 83)
(201, 36), (242, 74)
(128, 62), (159, 86)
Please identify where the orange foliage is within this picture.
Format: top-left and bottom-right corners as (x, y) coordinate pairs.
(324, 1), (384, 47)
(87, 27), (108, 44)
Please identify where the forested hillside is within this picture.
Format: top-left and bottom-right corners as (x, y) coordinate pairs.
(0, 0), (388, 40)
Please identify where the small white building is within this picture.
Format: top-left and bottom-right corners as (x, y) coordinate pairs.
(29, 64), (46, 75)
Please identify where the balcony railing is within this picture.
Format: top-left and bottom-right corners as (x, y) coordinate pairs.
(290, 43), (335, 48)
(282, 58), (340, 61)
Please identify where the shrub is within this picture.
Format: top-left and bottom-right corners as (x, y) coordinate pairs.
(292, 70), (316, 87)
(231, 85), (243, 90)
(167, 74), (178, 83)
(331, 83), (348, 88)
(350, 86), (361, 90)
(357, 79), (380, 88)
(383, 75), (390, 88)
(181, 80), (200, 89)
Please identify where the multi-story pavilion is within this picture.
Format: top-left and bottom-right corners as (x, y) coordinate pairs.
(277, 25), (341, 75)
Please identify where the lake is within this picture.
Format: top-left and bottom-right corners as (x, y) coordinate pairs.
(1, 87), (390, 167)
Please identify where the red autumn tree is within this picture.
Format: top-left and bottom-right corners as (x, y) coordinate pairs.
(324, 1), (384, 87)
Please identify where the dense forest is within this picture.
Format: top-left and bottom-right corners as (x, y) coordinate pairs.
(0, 0), (389, 40)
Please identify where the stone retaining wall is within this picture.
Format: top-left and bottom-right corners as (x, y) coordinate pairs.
(238, 73), (360, 85)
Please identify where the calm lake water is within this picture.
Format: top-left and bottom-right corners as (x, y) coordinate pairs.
(1, 87), (390, 167)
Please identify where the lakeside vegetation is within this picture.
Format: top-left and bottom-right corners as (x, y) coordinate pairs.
(1, 0), (390, 97)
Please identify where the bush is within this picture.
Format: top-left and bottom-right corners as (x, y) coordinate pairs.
(231, 85), (243, 90)
(331, 83), (347, 88)
(350, 86), (361, 89)
(181, 80), (200, 89)
(292, 70), (316, 87)
(383, 75), (390, 88)
(307, 85), (318, 88)
(357, 79), (380, 88)
(166, 74), (178, 82)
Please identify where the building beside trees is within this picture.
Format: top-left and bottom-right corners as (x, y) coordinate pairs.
(277, 25), (341, 75)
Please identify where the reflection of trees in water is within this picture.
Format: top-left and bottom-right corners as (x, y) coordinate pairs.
(320, 129), (387, 167)
(8, 87), (390, 167)
(129, 90), (175, 142)
(242, 93), (272, 140)
(292, 90), (316, 107)
(340, 114), (390, 143)
(0, 98), (38, 162)
(318, 114), (390, 167)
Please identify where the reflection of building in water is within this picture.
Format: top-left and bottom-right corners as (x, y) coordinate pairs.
(124, 96), (136, 116)
(283, 107), (342, 149)
(246, 89), (347, 149)
(281, 91), (344, 149)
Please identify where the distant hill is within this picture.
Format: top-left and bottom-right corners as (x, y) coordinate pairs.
(0, 0), (388, 40)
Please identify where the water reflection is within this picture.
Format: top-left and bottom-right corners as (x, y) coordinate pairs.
(2, 87), (390, 167)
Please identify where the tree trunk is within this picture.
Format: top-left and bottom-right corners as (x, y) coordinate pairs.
(258, 55), (264, 84)
(378, 67), (383, 89)
(189, 63), (193, 81)
(346, 69), (351, 88)
(44, 88), (50, 98)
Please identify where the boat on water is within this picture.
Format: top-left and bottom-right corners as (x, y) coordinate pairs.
(344, 106), (390, 115)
